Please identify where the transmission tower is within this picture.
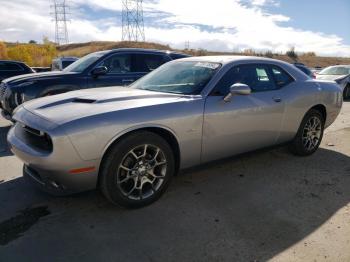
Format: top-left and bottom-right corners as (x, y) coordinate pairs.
(122, 0), (145, 42)
(51, 0), (70, 45)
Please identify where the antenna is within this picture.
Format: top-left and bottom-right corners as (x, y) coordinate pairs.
(51, 0), (70, 45)
(122, 0), (145, 42)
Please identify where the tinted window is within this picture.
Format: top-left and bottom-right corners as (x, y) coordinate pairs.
(0, 62), (23, 71)
(62, 60), (75, 69)
(100, 54), (131, 74)
(213, 64), (276, 95)
(271, 66), (294, 87)
(133, 54), (165, 72)
(294, 65), (312, 77)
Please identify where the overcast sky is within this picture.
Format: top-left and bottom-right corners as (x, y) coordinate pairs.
(0, 0), (349, 57)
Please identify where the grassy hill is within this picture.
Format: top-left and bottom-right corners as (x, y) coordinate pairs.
(57, 41), (350, 68)
(1, 41), (350, 68)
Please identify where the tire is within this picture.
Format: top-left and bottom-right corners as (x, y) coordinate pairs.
(100, 131), (175, 208)
(289, 109), (325, 156)
(343, 84), (350, 100)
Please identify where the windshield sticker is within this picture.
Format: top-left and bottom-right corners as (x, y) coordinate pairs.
(194, 62), (220, 69)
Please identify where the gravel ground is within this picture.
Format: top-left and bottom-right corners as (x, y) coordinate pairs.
(0, 102), (349, 262)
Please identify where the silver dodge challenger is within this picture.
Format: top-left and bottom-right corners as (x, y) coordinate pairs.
(7, 56), (343, 208)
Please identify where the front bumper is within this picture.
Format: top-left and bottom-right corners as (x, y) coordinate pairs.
(7, 114), (101, 195)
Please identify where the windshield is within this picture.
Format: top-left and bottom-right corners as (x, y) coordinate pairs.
(131, 61), (221, 94)
(319, 66), (350, 76)
(64, 52), (107, 73)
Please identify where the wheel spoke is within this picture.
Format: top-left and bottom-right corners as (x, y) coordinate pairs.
(126, 181), (137, 196)
(147, 170), (165, 179)
(119, 165), (131, 172)
(142, 145), (148, 158)
(130, 150), (139, 160)
(154, 161), (167, 168)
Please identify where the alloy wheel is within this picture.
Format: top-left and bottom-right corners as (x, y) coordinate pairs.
(116, 144), (167, 200)
(302, 116), (322, 151)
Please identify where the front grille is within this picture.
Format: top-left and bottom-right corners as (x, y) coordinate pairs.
(0, 82), (7, 98)
(15, 123), (53, 153)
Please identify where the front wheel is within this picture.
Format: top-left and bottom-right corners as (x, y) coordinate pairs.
(100, 131), (175, 208)
(290, 109), (325, 156)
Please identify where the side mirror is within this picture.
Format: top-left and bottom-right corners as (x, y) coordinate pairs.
(91, 66), (108, 77)
(224, 83), (251, 102)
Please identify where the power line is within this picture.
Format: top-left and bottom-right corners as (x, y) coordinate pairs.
(122, 0), (145, 42)
(51, 0), (70, 45)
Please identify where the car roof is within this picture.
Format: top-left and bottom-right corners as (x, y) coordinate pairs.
(325, 65), (350, 68)
(176, 55), (291, 66)
(0, 60), (26, 64)
(105, 48), (186, 55)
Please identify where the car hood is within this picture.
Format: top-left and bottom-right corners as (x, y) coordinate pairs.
(316, 74), (348, 81)
(20, 86), (197, 125)
(3, 71), (78, 85)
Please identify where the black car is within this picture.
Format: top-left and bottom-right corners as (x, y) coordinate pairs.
(0, 49), (189, 120)
(293, 63), (315, 79)
(0, 60), (34, 82)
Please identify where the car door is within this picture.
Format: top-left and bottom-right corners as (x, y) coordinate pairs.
(88, 53), (137, 88)
(201, 63), (288, 163)
(88, 53), (168, 88)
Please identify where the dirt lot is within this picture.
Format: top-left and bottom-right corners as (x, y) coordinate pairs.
(0, 102), (349, 262)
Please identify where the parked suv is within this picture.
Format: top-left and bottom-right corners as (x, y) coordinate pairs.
(0, 60), (34, 82)
(51, 57), (78, 71)
(0, 49), (189, 120)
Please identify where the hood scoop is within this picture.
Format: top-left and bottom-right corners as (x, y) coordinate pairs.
(72, 98), (97, 104)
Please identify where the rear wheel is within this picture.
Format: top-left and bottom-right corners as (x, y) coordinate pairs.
(290, 109), (325, 156)
(100, 131), (175, 208)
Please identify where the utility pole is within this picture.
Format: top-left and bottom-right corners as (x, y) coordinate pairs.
(185, 41), (190, 50)
(51, 0), (70, 45)
(122, 0), (145, 42)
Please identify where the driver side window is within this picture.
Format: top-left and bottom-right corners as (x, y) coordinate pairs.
(212, 64), (277, 95)
(100, 54), (131, 74)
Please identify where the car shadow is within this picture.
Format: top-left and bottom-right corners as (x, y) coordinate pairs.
(0, 125), (12, 157)
(0, 145), (350, 261)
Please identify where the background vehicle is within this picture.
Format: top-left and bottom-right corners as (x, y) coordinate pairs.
(316, 65), (350, 99)
(8, 56), (342, 208)
(0, 48), (189, 120)
(0, 60), (34, 82)
(293, 63), (315, 78)
(32, 67), (52, 73)
(51, 57), (78, 71)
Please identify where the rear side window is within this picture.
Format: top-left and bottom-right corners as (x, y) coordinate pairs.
(270, 66), (294, 88)
(0, 62), (23, 72)
(62, 61), (75, 69)
(213, 64), (277, 95)
(133, 54), (166, 72)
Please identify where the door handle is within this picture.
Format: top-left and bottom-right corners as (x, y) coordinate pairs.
(272, 97), (282, 103)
